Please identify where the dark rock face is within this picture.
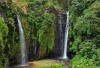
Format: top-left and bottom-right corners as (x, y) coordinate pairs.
(28, 25), (40, 60)
(53, 13), (70, 58)
(0, 10), (9, 23)
(29, 41), (40, 60)
(53, 15), (64, 57)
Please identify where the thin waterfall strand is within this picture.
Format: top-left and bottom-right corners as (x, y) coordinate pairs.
(17, 15), (27, 65)
(58, 15), (64, 56)
(58, 15), (62, 36)
(5, 58), (9, 68)
(63, 12), (69, 59)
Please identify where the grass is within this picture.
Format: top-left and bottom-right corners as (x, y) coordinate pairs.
(29, 59), (66, 68)
(17, 59), (67, 68)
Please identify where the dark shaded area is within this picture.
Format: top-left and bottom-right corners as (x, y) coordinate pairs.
(53, 15), (64, 57)
(0, 9), (9, 23)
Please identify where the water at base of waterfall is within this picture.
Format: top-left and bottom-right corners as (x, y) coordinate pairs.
(62, 56), (68, 59)
(19, 64), (29, 66)
(59, 56), (68, 59)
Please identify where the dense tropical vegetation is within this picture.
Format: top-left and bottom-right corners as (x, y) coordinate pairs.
(69, 0), (100, 67)
(0, 0), (100, 68)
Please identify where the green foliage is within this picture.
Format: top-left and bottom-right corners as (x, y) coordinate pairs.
(0, 2), (17, 18)
(1, 0), (100, 68)
(57, 0), (68, 8)
(0, 2), (20, 66)
(72, 41), (100, 68)
(28, 0), (57, 58)
(39, 63), (66, 68)
(72, 55), (98, 68)
(69, 0), (95, 16)
(0, 17), (8, 68)
(69, 0), (100, 67)
(0, 18), (8, 37)
(0, 0), (60, 67)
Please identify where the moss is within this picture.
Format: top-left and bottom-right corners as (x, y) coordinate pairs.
(28, 59), (67, 68)
(39, 63), (66, 68)
(0, 17), (8, 37)
(0, 17), (8, 68)
(27, 0), (59, 59)
(21, 15), (30, 37)
(38, 13), (56, 58)
(57, 0), (68, 8)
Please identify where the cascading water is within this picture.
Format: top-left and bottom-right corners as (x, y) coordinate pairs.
(34, 45), (36, 55)
(58, 15), (64, 56)
(54, 14), (64, 58)
(62, 12), (69, 59)
(5, 58), (9, 68)
(17, 15), (27, 65)
(58, 15), (63, 36)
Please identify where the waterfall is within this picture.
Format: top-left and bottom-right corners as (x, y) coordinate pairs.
(58, 15), (63, 36)
(34, 45), (36, 55)
(63, 12), (69, 59)
(17, 15), (27, 65)
(58, 15), (64, 56)
(5, 58), (9, 68)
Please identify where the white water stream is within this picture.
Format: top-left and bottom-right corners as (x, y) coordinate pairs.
(17, 15), (27, 65)
(62, 12), (69, 59)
